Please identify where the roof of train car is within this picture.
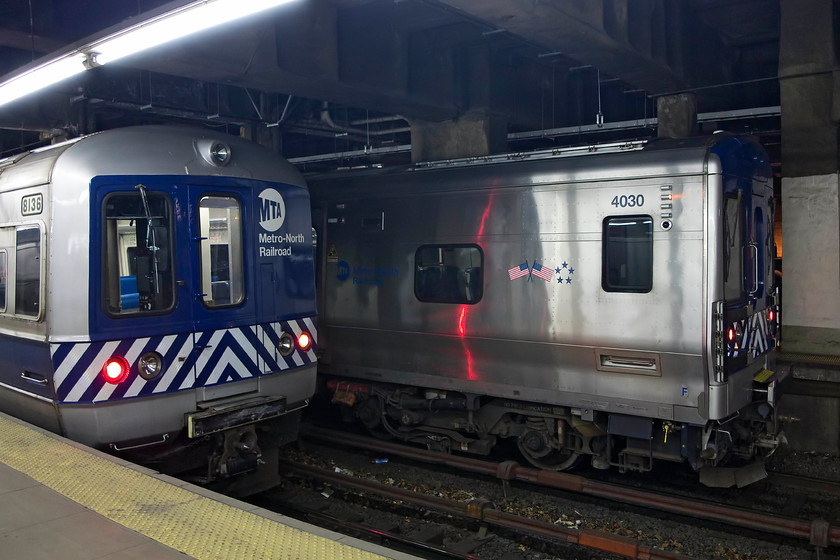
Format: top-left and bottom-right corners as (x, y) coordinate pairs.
(0, 126), (306, 194)
(307, 133), (771, 200)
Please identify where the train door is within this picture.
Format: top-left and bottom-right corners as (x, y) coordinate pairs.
(715, 178), (775, 385)
(187, 186), (258, 392)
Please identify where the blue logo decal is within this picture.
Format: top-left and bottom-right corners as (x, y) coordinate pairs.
(336, 260), (350, 282)
(257, 188), (285, 232)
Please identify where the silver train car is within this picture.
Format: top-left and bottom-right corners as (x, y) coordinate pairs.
(310, 134), (784, 485)
(0, 126), (316, 485)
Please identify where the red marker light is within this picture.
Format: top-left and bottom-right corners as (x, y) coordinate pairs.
(297, 332), (312, 351)
(102, 356), (130, 384)
(769, 310), (775, 322)
(727, 328), (735, 342)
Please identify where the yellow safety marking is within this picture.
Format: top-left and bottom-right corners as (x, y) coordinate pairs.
(0, 415), (386, 560)
(753, 368), (774, 383)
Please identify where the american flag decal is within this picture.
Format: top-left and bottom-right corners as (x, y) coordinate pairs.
(531, 262), (553, 282)
(508, 261), (530, 281)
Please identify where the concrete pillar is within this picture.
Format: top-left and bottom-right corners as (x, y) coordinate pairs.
(778, 0), (840, 453)
(656, 93), (697, 138)
(410, 112), (507, 163)
(779, 0), (840, 355)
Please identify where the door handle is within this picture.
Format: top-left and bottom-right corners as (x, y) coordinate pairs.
(747, 242), (759, 296)
(20, 371), (48, 386)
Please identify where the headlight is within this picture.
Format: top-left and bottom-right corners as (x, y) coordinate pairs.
(209, 142), (231, 166)
(138, 351), (163, 380)
(277, 332), (295, 357)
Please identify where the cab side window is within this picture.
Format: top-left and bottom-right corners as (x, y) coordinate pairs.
(602, 215), (653, 293)
(415, 245), (483, 304)
(0, 250), (7, 313)
(15, 226), (41, 317)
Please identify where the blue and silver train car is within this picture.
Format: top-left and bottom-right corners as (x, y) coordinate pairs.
(311, 134), (784, 486)
(0, 126), (316, 483)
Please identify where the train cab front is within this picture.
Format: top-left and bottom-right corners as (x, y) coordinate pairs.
(59, 167), (317, 492)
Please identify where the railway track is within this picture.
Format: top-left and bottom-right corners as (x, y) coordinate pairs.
(300, 425), (840, 553)
(276, 457), (698, 560)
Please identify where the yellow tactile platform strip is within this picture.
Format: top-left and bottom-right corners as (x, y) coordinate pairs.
(0, 415), (387, 560)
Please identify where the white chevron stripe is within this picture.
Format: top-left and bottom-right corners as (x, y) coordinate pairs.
(182, 330), (227, 390)
(264, 323), (289, 371)
(53, 342), (91, 390)
(155, 334), (178, 358)
(64, 340), (121, 402)
(92, 337), (151, 402)
(207, 347), (249, 385)
(229, 327), (257, 374)
(285, 321), (306, 367)
(155, 336), (194, 393)
(304, 316), (317, 343)
(123, 336), (171, 398)
(55, 318), (316, 403)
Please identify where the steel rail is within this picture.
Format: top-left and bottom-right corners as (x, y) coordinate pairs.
(302, 425), (840, 548)
(281, 459), (698, 560)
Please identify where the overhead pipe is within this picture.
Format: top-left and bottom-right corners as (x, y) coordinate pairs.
(319, 102), (411, 137)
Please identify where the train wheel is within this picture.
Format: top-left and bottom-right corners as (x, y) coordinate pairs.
(353, 395), (394, 440)
(518, 441), (581, 471)
(516, 424), (582, 471)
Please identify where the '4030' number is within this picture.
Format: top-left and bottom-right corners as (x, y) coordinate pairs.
(611, 194), (644, 208)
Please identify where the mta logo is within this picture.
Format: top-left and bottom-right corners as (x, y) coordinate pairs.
(258, 188), (286, 232)
(336, 260), (350, 282)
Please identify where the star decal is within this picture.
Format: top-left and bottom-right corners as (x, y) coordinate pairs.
(554, 260), (576, 286)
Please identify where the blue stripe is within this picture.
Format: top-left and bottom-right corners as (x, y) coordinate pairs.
(51, 317), (316, 403)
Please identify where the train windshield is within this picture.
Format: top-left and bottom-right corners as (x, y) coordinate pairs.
(723, 193), (745, 302)
(102, 189), (175, 315)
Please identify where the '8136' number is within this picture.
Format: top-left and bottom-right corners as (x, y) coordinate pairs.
(611, 194), (644, 208)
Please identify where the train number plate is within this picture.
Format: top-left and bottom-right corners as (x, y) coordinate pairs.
(21, 193), (43, 216)
(186, 396), (287, 438)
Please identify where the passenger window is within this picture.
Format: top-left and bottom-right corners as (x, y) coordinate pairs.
(199, 196), (244, 307)
(723, 194), (745, 301)
(0, 250), (6, 312)
(15, 226), (41, 317)
(103, 190), (175, 315)
(415, 245), (483, 304)
(602, 215), (653, 293)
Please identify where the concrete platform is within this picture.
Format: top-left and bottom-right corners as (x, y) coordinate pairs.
(0, 412), (418, 560)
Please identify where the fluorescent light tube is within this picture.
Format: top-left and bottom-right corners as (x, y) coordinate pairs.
(0, 54), (87, 107)
(0, 0), (297, 107)
(91, 0), (298, 66)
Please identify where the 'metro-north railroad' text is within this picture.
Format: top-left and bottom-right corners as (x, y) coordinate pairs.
(259, 233), (305, 243)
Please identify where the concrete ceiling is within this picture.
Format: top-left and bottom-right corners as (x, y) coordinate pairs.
(0, 0), (781, 167)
